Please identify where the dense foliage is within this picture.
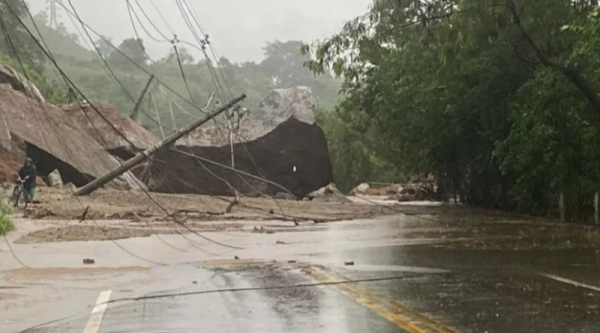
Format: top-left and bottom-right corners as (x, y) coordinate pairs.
(307, 0), (600, 221)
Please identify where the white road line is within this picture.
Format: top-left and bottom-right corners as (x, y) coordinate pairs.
(541, 273), (600, 293)
(83, 290), (112, 333)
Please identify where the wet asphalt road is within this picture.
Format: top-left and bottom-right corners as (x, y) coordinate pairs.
(1, 210), (599, 333)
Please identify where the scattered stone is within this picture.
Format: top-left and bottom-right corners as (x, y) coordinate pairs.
(351, 183), (370, 195)
(307, 183), (351, 203)
(276, 241), (285, 245)
(344, 261), (355, 266)
(0, 183), (13, 199)
(192, 281), (197, 284)
(269, 209), (274, 214)
(234, 256), (240, 260)
(83, 258), (95, 265)
(47, 169), (63, 188)
(253, 226), (275, 234)
(288, 260), (296, 263)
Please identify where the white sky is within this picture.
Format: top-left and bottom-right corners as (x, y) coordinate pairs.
(26, 0), (372, 63)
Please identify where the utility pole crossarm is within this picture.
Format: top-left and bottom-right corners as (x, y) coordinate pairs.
(74, 94), (247, 196)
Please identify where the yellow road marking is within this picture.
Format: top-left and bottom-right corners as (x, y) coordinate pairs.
(310, 267), (457, 333)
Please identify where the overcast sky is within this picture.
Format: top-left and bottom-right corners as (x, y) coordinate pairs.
(26, 0), (371, 63)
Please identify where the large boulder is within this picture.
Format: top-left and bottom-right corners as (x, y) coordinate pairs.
(0, 83), (144, 190)
(62, 104), (160, 159)
(0, 64), (45, 103)
(62, 103), (160, 183)
(148, 87), (333, 197)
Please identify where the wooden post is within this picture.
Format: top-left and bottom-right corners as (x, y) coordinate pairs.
(130, 75), (154, 122)
(227, 117), (235, 169)
(594, 192), (599, 226)
(74, 94), (246, 196)
(559, 192), (565, 222)
(168, 98), (178, 131)
(151, 94), (166, 139)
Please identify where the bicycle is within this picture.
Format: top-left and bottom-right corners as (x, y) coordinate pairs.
(12, 176), (30, 209)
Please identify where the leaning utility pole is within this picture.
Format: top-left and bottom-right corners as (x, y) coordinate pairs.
(130, 75), (154, 122)
(74, 94), (247, 196)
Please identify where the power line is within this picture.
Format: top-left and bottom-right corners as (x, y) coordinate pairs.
(2, 234), (30, 268)
(126, 0), (164, 44)
(125, 0), (160, 64)
(173, 44), (196, 104)
(1, 1), (168, 266)
(63, 0), (225, 154)
(165, 0), (277, 206)
(171, 148), (295, 197)
(173, 0), (228, 102)
(11, 0), (240, 256)
(133, 0), (173, 41)
(22, 0), (299, 236)
(106, 274), (413, 304)
(180, 0), (234, 98)
(66, 0), (150, 133)
(152, 154), (305, 224)
(53, 0), (229, 125)
(149, 0), (175, 35)
(126, 0), (221, 110)
(16, 271), (415, 333)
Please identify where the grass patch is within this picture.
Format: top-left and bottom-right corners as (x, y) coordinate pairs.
(0, 199), (14, 235)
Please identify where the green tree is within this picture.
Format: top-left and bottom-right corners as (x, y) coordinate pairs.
(162, 46), (195, 65)
(0, 0), (45, 65)
(108, 38), (148, 68)
(306, 0), (600, 219)
(95, 36), (113, 59)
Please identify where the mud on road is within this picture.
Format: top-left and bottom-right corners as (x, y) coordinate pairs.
(28, 188), (389, 221)
(11, 188), (600, 247)
(11, 187), (392, 243)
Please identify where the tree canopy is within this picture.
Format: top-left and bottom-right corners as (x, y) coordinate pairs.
(306, 0), (600, 221)
(0, 0), (45, 65)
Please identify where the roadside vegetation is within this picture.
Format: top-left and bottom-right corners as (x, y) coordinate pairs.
(0, 199), (14, 235)
(306, 0), (600, 223)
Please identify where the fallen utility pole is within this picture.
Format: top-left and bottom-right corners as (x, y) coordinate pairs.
(74, 94), (247, 196)
(130, 75), (155, 122)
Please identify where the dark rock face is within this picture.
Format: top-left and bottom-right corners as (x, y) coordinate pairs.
(148, 87), (333, 197)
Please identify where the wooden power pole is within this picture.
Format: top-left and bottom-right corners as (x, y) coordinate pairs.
(130, 75), (155, 122)
(74, 94), (247, 196)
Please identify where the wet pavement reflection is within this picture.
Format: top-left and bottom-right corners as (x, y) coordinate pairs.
(5, 206), (600, 333)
